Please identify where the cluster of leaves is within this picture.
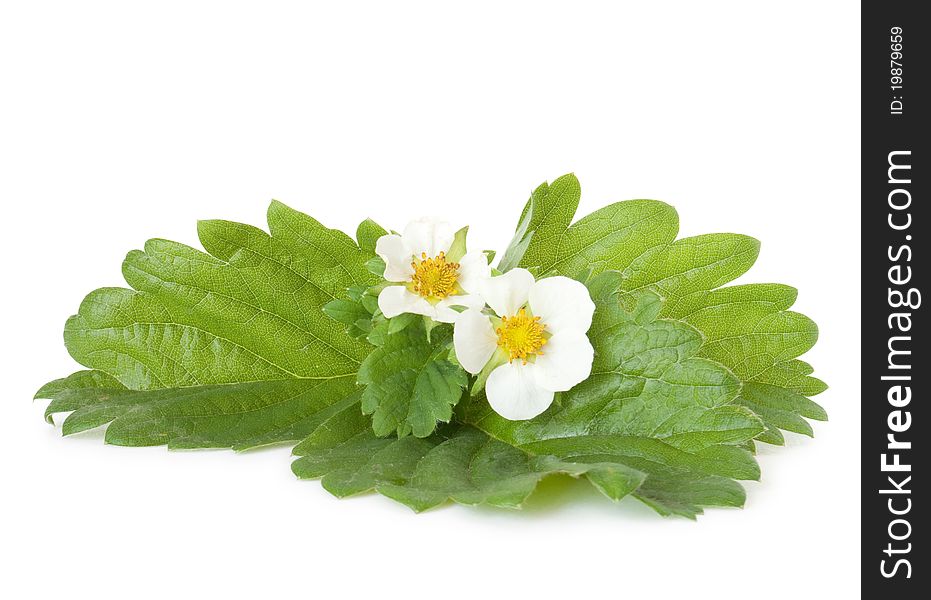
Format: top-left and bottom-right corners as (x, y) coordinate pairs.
(36, 175), (826, 518)
(323, 259), (468, 439)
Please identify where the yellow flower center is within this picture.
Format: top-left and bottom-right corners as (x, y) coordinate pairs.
(496, 308), (547, 364)
(410, 251), (460, 299)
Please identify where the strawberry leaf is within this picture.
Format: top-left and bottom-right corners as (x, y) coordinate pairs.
(504, 175), (827, 443)
(37, 201), (381, 448)
(39, 371), (359, 450)
(359, 321), (468, 438)
(292, 398), (647, 512)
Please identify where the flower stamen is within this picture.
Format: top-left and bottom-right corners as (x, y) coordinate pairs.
(410, 251), (460, 299)
(496, 308), (547, 364)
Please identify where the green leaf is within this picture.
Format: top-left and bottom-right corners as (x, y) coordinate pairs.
(36, 369), (125, 396)
(295, 420), (745, 518)
(356, 218), (388, 253)
(36, 369), (126, 424)
(446, 226), (469, 262)
(737, 382), (827, 441)
(634, 472), (747, 518)
(497, 192), (535, 272)
(323, 298), (369, 327)
(359, 322), (468, 438)
(40, 205), (383, 448)
(621, 234), (760, 303)
(38, 372), (360, 450)
(364, 256), (386, 277)
(506, 173), (679, 278)
(292, 400), (645, 512)
(507, 174), (826, 444)
(658, 283), (826, 444)
(387, 312), (418, 335)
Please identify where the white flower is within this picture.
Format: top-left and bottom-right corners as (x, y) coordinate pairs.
(453, 268), (595, 420)
(375, 217), (490, 323)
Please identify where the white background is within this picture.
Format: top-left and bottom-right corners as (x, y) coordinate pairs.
(0, 2), (860, 598)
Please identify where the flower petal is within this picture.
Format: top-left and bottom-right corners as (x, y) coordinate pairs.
(486, 361), (554, 420)
(533, 331), (594, 392)
(434, 293), (486, 324)
(453, 308), (498, 373)
(375, 234), (414, 282)
(480, 268), (534, 317)
(402, 217), (456, 259)
(528, 276), (596, 333)
(378, 285), (435, 319)
(456, 250), (491, 294)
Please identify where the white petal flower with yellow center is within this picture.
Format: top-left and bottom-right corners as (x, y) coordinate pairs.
(375, 218), (490, 323)
(453, 268), (596, 420)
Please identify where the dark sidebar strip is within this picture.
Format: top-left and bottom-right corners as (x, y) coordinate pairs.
(862, 1), (926, 593)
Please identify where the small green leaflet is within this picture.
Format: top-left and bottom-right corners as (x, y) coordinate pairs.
(324, 279), (468, 438)
(359, 321), (468, 438)
(36, 174), (826, 517)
